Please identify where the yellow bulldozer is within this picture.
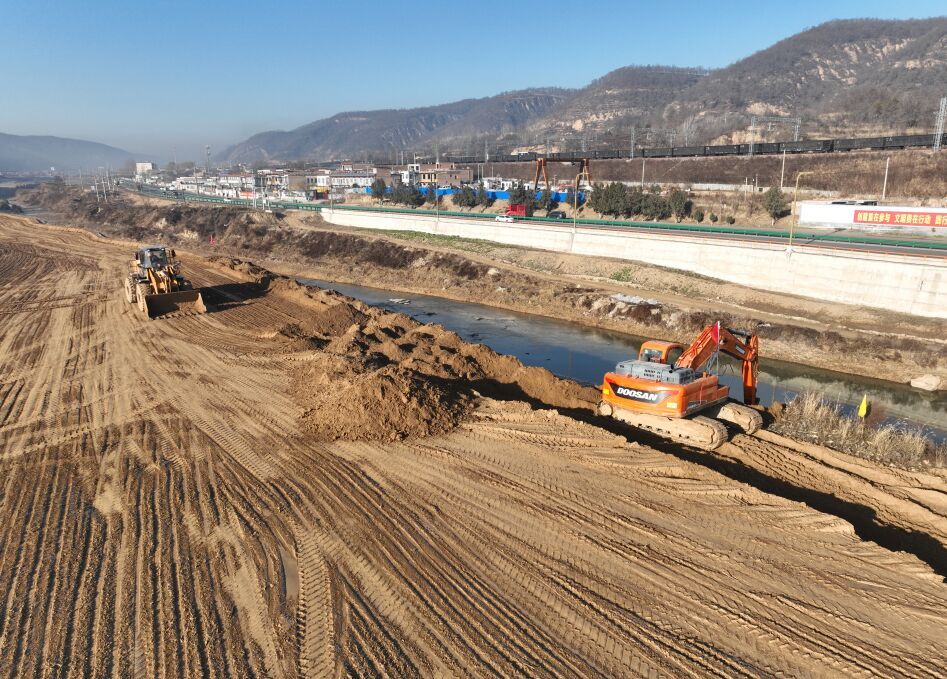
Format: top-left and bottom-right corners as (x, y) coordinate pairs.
(123, 245), (207, 319)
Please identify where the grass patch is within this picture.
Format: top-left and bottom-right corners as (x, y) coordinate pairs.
(368, 229), (499, 254)
(772, 392), (946, 469)
(609, 267), (635, 282)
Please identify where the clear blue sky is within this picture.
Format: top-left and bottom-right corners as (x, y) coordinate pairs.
(2, 0), (943, 160)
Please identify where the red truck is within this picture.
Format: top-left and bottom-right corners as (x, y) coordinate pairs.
(505, 203), (531, 217)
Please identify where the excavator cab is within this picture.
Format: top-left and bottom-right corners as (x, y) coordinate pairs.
(638, 341), (684, 365)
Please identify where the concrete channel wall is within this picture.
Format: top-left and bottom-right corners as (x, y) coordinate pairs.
(322, 208), (947, 319)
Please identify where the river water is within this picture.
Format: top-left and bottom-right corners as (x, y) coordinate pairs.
(300, 278), (947, 442)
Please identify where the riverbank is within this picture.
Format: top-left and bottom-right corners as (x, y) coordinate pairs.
(21, 184), (947, 390)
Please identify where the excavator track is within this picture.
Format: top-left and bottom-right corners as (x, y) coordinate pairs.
(706, 402), (763, 434)
(598, 401), (729, 450)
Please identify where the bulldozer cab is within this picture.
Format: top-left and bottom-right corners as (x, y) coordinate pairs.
(138, 246), (170, 272)
(638, 341), (684, 366)
(129, 245), (206, 319)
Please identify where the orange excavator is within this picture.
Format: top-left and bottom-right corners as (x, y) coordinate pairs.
(598, 323), (762, 449)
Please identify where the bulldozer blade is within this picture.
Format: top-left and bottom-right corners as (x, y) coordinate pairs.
(143, 290), (208, 319)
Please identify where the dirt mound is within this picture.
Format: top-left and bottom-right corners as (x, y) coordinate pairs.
(291, 287), (599, 441)
(297, 356), (471, 441)
(206, 255), (273, 281)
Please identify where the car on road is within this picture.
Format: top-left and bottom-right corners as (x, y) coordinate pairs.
(547, 211), (567, 219)
(495, 215), (514, 223)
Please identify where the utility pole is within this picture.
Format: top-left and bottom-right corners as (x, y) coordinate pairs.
(630, 128), (636, 159)
(934, 96), (947, 151)
(205, 145), (211, 175)
(882, 156), (890, 200)
(780, 150), (787, 189)
(790, 171), (814, 254)
(641, 158), (646, 187)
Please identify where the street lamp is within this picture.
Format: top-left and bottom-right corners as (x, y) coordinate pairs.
(789, 171), (815, 254)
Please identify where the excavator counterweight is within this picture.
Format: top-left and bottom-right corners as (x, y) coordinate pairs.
(600, 323), (761, 449)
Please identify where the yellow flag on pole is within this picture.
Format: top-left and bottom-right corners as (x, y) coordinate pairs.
(857, 395), (869, 418)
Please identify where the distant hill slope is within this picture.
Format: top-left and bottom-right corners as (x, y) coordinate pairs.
(219, 89), (571, 164)
(223, 17), (947, 162)
(527, 17), (947, 147)
(0, 133), (134, 173)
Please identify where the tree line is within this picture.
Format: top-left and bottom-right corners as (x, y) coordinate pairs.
(588, 182), (787, 224)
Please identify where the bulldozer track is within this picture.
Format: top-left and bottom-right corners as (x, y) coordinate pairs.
(1, 214), (946, 677)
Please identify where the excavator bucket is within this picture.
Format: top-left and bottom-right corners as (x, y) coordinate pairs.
(143, 290), (207, 319)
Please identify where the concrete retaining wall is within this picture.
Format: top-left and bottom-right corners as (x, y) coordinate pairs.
(323, 208), (947, 318)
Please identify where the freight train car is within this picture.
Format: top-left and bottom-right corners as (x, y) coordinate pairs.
(883, 134), (934, 149)
(754, 142), (781, 154)
(780, 139), (833, 153)
(672, 146), (704, 157)
(705, 144), (740, 156)
(834, 137), (886, 151)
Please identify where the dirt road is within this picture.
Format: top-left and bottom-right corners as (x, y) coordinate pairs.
(1, 214), (946, 677)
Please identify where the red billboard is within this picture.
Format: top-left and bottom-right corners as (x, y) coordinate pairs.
(853, 209), (947, 227)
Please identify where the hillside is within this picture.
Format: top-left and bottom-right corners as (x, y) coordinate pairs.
(219, 89), (570, 164)
(0, 133), (134, 173)
(223, 17), (947, 163)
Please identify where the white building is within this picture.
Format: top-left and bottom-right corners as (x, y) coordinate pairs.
(329, 170), (376, 190)
(135, 161), (156, 176)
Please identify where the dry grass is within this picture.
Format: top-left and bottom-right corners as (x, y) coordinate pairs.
(773, 392), (946, 469)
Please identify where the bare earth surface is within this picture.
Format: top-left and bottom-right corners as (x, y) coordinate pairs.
(1, 214), (946, 678)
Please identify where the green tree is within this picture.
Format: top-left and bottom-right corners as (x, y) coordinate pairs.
(627, 187), (645, 217)
(709, 212), (718, 224)
(370, 178), (387, 203)
(536, 187), (558, 213)
(590, 182), (630, 218)
(507, 182), (534, 210)
(693, 208), (704, 223)
(763, 186), (788, 224)
(725, 215), (736, 225)
(668, 189), (692, 223)
(643, 193), (670, 221)
(476, 181), (493, 208)
(395, 183), (424, 207)
(588, 183), (605, 214)
(453, 184), (478, 208)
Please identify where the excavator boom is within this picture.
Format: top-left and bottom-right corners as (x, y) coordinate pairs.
(676, 322), (759, 405)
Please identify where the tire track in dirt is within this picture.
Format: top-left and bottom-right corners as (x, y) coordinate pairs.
(291, 519), (335, 679)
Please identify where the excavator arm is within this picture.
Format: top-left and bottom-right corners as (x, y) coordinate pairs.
(675, 322), (759, 405)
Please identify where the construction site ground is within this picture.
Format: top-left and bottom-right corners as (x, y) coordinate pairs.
(2, 213), (947, 677)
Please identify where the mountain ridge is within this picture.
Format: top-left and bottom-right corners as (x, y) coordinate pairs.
(221, 17), (947, 164)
